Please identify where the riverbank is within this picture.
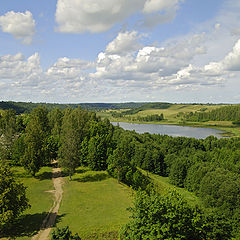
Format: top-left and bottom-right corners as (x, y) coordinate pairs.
(110, 119), (239, 137)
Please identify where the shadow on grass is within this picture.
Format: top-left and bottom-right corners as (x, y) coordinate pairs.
(1, 212), (66, 239)
(73, 172), (109, 182)
(75, 168), (89, 174)
(36, 171), (53, 180)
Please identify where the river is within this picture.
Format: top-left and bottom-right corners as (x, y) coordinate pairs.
(111, 122), (225, 139)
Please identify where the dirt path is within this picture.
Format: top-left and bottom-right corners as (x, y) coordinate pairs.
(32, 162), (64, 240)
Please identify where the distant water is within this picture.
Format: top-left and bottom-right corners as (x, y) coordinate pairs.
(111, 122), (225, 139)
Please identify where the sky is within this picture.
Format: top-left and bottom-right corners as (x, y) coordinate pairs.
(0, 0), (240, 103)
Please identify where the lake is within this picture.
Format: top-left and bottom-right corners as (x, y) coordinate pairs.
(111, 122), (225, 139)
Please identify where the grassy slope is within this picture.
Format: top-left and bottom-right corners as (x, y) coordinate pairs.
(1, 167), (54, 240)
(56, 168), (133, 240)
(141, 170), (202, 207)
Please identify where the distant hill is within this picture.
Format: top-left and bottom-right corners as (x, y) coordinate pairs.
(0, 101), (146, 114)
(120, 102), (173, 115)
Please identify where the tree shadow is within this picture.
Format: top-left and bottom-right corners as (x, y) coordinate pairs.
(73, 172), (109, 182)
(75, 167), (89, 174)
(36, 171), (53, 180)
(1, 212), (66, 238)
(1, 212), (47, 238)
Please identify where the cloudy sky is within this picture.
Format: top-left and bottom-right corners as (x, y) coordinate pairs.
(0, 0), (240, 103)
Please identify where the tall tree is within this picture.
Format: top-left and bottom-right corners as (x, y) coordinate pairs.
(59, 108), (95, 180)
(0, 162), (30, 232)
(21, 107), (50, 176)
(0, 109), (17, 161)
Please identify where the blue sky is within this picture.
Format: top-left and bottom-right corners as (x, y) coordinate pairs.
(0, 0), (240, 103)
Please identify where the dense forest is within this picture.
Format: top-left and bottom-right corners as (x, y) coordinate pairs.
(183, 105), (240, 123)
(1, 106), (240, 239)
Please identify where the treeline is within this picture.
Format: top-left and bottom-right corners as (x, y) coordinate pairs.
(1, 107), (240, 238)
(110, 111), (164, 122)
(0, 101), (146, 114)
(183, 105), (240, 122)
(135, 113), (164, 122)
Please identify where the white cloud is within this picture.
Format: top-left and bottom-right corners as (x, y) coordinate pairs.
(0, 53), (42, 84)
(0, 11), (35, 44)
(222, 39), (240, 71)
(143, 0), (179, 13)
(55, 0), (181, 33)
(106, 31), (142, 55)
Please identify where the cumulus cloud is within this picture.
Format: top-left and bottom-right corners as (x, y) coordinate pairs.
(0, 52), (42, 85)
(91, 32), (206, 82)
(55, 0), (181, 33)
(222, 39), (240, 71)
(46, 57), (95, 79)
(106, 31), (142, 55)
(0, 11), (35, 44)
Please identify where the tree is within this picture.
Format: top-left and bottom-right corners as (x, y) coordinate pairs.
(51, 226), (81, 240)
(84, 120), (114, 171)
(59, 108), (95, 180)
(0, 109), (17, 161)
(0, 163), (30, 232)
(21, 107), (50, 176)
(120, 190), (232, 240)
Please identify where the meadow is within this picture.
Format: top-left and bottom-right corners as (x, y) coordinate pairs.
(55, 167), (133, 240)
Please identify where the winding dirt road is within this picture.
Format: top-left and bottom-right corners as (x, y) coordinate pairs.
(32, 161), (63, 240)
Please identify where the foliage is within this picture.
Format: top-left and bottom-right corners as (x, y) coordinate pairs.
(120, 190), (232, 240)
(0, 163), (30, 232)
(135, 113), (164, 122)
(183, 104), (240, 122)
(59, 108), (97, 179)
(51, 226), (81, 240)
(21, 106), (50, 176)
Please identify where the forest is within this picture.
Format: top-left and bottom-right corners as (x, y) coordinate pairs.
(182, 104), (240, 122)
(0, 106), (240, 239)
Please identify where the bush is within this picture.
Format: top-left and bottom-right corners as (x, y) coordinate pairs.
(51, 226), (81, 240)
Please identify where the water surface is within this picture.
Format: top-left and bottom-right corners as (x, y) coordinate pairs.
(112, 122), (225, 139)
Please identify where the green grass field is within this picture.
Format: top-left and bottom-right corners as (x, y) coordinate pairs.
(56, 167), (133, 240)
(1, 166), (54, 240)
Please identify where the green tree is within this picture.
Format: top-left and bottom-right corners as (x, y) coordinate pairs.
(51, 226), (81, 240)
(59, 108), (95, 180)
(21, 107), (50, 176)
(0, 163), (30, 232)
(0, 109), (17, 161)
(120, 190), (232, 240)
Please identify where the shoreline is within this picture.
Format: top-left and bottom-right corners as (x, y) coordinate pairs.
(111, 119), (238, 137)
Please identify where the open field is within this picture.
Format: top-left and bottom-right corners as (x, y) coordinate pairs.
(55, 167), (133, 240)
(97, 104), (240, 137)
(1, 167), (54, 240)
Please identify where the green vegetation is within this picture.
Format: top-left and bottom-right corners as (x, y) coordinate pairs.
(0, 166), (53, 239)
(56, 167), (132, 240)
(0, 101), (146, 114)
(51, 226), (81, 240)
(120, 190), (232, 240)
(0, 163), (30, 233)
(1, 104), (240, 239)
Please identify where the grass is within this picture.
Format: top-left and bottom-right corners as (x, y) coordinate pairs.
(1, 166), (54, 240)
(56, 167), (133, 240)
(140, 169), (202, 207)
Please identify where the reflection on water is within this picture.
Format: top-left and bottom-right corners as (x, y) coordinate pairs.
(111, 122), (225, 139)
